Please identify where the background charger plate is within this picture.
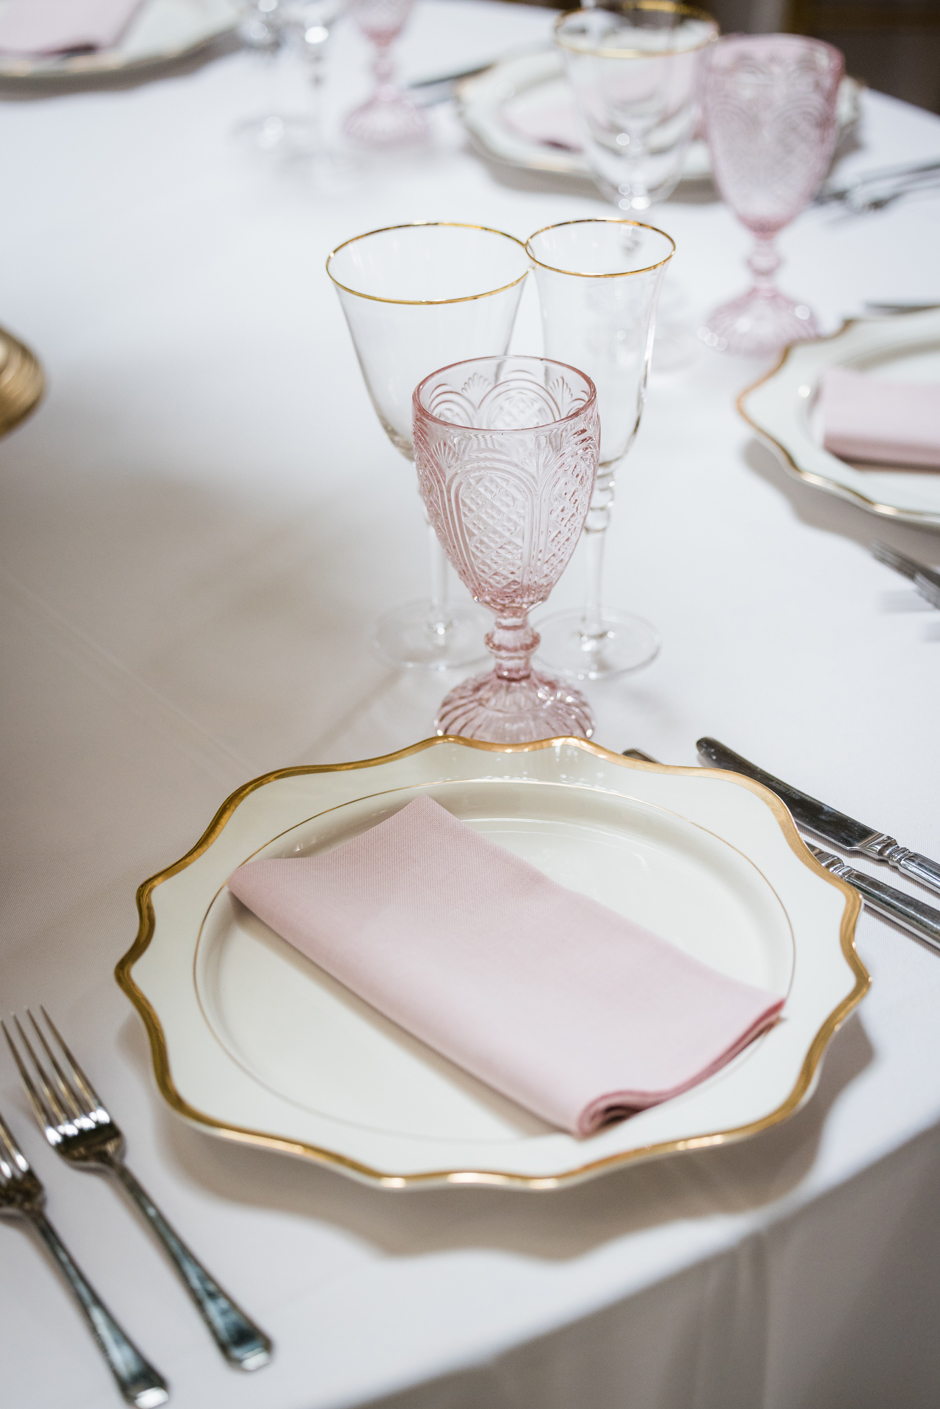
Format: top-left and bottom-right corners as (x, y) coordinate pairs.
(0, 0), (239, 80)
(117, 737), (867, 1189)
(740, 308), (940, 527)
(456, 49), (860, 184)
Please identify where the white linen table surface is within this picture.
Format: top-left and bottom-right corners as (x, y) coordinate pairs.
(1, 4), (940, 1407)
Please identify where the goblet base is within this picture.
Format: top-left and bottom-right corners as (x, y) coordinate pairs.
(372, 598), (489, 671)
(435, 667), (594, 744)
(343, 93), (430, 148)
(699, 286), (820, 359)
(535, 608), (660, 681)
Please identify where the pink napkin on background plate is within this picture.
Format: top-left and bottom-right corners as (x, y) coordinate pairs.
(228, 796), (783, 1136)
(821, 366), (940, 470)
(503, 97), (583, 153)
(0, 0), (145, 55)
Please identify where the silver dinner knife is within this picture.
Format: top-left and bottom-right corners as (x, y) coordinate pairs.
(696, 737), (940, 900)
(806, 845), (940, 955)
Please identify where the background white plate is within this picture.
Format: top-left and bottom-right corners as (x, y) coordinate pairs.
(739, 308), (940, 528)
(0, 0), (239, 80)
(119, 738), (867, 1189)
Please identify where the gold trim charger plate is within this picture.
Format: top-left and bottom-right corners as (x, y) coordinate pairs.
(117, 737), (867, 1190)
(739, 307), (940, 527)
(0, 0), (239, 81)
(456, 49), (860, 184)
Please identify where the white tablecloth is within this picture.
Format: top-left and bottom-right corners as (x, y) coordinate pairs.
(3, 4), (940, 1406)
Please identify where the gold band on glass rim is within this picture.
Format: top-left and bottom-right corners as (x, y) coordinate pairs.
(115, 734), (868, 1192)
(555, 1), (719, 60)
(325, 222), (529, 306)
(525, 218), (676, 280)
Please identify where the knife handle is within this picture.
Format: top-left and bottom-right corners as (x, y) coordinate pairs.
(859, 839), (940, 901)
(825, 860), (940, 954)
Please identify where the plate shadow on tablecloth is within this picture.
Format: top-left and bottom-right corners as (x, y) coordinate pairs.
(118, 1007), (873, 1263)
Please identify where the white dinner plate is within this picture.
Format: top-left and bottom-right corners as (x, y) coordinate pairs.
(0, 0), (239, 80)
(118, 737), (867, 1189)
(456, 48), (860, 185)
(739, 308), (940, 527)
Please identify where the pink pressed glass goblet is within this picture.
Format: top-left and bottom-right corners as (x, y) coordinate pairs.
(344, 0), (429, 147)
(700, 34), (843, 359)
(413, 356), (600, 743)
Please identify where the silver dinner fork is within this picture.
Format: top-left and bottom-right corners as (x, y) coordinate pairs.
(0, 1103), (169, 1406)
(871, 541), (940, 609)
(4, 1010), (273, 1373)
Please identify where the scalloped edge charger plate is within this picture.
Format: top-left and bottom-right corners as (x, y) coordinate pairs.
(117, 737), (867, 1189)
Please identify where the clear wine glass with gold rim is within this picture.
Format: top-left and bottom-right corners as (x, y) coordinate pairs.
(326, 223), (530, 669)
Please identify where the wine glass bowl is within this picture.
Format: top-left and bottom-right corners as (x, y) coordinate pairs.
(413, 356), (600, 743)
(526, 219), (674, 681)
(700, 34), (844, 358)
(326, 224), (530, 669)
(344, 0), (429, 147)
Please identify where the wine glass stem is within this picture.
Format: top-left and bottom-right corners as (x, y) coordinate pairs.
(306, 54), (325, 147)
(579, 468), (615, 640)
(426, 526), (452, 637)
(748, 233), (782, 292)
(486, 614), (539, 682)
(372, 41), (397, 99)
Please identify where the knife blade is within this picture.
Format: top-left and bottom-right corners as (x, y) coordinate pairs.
(696, 737), (940, 901)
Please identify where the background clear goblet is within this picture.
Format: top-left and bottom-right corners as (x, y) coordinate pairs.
(527, 219), (674, 681)
(326, 223), (530, 669)
(344, 0), (428, 147)
(700, 34), (843, 359)
(413, 356), (600, 743)
(555, 2), (718, 213)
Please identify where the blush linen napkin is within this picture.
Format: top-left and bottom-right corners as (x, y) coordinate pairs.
(0, 0), (145, 55)
(228, 796), (784, 1136)
(821, 366), (940, 470)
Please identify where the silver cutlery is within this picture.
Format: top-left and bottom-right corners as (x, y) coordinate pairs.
(807, 845), (940, 954)
(407, 61), (491, 105)
(862, 301), (940, 315)
(623, 748), (940, 952)
(0, 1104), (169, 1407)
(871, 540), (940, 605)
(4, 1010), (272, 1374)
(818, 157), (940, 213)
(696, 737), (940, 900)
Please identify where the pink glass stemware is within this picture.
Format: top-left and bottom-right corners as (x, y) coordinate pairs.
(413, 356), (600, 743)
(701, 34), (843, 358)
(344, 0), (429, 147)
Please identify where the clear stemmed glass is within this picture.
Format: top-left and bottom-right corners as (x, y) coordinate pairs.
(527, 219), (674, 680)
(413, 356), (600, 743)
(326, 224), (530, 669)
(699, 35), (843, 359)
(234, 0), (344, 159)
(555, 2), (718, 214)
(344, 0), (429, 147)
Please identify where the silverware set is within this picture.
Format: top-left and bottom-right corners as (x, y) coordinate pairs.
(624, 743), (940, 956)
(871, 540), (940, 611)
(818, 157), (940, 213)
(0, 1009), (272, 1404)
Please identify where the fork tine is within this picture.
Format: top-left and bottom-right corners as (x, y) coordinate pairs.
(0, 1105), (30, 1178)
(3, 1017), (67, 1131)
(871, 540), (916, 579)
(39, 1007), (105, 1115)
(27, 1010), (86, 1121)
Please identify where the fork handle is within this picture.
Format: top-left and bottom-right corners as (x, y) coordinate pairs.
(30, 1211), (169, 1407)
(111, 1162), (272, 1371)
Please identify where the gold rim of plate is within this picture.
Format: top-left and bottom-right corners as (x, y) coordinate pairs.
(116, 736), (868, 1190)
(0, 327), (44, 438)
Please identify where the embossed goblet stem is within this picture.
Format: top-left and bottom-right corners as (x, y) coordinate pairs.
(344, 0), (429, 148)
(413, 355), (601, 743)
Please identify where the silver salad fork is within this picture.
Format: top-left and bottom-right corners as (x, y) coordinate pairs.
(0, 1101), (169, 1406)
(4, 1009), (272, 1373)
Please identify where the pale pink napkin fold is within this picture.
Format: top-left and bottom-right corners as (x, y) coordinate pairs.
(0, 0), (145, 55)
(228, 796), (784, 1136)
(821, 366), (940, 470)
(503, 97), (583, 153)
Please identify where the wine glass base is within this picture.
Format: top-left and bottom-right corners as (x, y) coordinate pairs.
(371, 599), (489, 671)
(535, 608), (660, 681)
(343, 93), (430, 148)
(435, 667), (594, 744)
(699, 287), (820, 359)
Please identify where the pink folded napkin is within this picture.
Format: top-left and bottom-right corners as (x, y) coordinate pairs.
(504, 97), (583, 153)
(821, 366), (940, 470)
(0, 0), (145, 55)
(228, 796), (784, 1136)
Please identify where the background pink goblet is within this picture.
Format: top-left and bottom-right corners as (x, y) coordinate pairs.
(413, 356), (600, 744)
(700, 34), (843, 359)
(344, 0), (429, 147)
